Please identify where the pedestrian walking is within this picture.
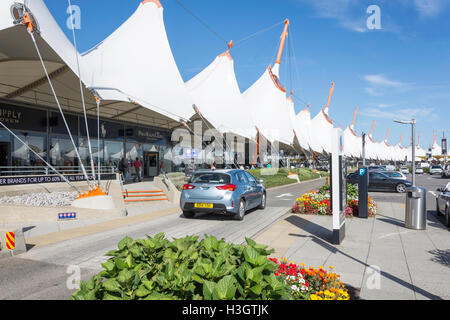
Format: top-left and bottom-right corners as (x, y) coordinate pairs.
(118, 157), (127, 179)
(133, 157), (143, 182)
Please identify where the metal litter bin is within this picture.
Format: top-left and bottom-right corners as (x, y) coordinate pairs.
(405, 187), (427, 230)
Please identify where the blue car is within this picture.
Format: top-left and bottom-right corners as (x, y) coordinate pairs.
(180, 169), (266, 220)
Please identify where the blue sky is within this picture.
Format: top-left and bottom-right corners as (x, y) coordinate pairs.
(45, 0), (449, 149)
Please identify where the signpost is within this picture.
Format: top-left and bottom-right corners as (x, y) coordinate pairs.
(358, 167), (369, 218)
(184, 148), (199, 178)
(330, 128), (346, 244)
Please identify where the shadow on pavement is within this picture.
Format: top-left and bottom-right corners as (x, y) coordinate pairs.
(377, 217), (405, 228)
(428, 249), (450, 267)
(178, 208), (260, 221)
(285, 214), (443, 300)
(426, 210), (449, 230)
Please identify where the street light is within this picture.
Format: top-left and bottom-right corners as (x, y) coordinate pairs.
(394, 119), (416, 187)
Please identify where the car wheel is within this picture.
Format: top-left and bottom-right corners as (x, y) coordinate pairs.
(396, 183), (407, 193)
(258, 192), (266, 210)
(183, 211), (195, 219)
(445, 207), (450, 228)
(235, 199), (246, 221)
(436, 200), (443, 216)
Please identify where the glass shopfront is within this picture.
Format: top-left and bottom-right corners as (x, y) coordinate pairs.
(0, 101), (176, 177)
(12, 131), (47, 167)
(50, 134), (78, 166)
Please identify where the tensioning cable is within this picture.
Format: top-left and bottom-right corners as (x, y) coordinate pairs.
(68, 0), (97, 186)
(24, 10), (92, 187)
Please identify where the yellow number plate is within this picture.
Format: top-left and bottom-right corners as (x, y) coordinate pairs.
(194, 203), (213, 209)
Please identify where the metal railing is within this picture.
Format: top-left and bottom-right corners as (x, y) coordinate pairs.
(0, 166), (117, 176)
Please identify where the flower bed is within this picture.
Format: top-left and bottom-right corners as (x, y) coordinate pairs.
(292, 183), (377, 217)
(270, 257), (350, 300)
(71, 234), (350, 300)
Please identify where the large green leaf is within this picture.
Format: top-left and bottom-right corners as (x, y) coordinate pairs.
(118, 236), (133, 250)
(215, 275), (236, 300)
(203, 236), (219, 252)
(103, 279), (122, 293)
(243, 246), (259, 265)
(117, 269), (134, 286)
(135, 285), (151, 298)
(202, 280), (216, 300)
(101, 260), (115, 272)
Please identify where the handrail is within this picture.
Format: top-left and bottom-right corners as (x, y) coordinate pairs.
(0, 166), (117, 176)
(160, 169), (170, 191)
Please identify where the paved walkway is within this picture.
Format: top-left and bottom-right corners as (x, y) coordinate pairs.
(254, 201), (450, 300)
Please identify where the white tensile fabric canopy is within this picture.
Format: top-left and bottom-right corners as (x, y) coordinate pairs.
(310, 108), (334, 155)
(81, 0), (194, 123)
(431, 132), (442, 157)
(365, 136), (377, 160)
(185, 50), (255, 140)
(294, 106), (314, 153)
(242, 64), (295, 146)
(0, 0), (82, 76)
(343, 126), (361, 158)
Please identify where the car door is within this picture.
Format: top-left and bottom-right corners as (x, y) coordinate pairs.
(369, 172), (389, 191)
(236, 171), (252, 206)
(439, 185), (449, 213)
(244, 171), (260, 209)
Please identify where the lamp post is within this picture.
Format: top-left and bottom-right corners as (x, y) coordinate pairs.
(394, 119), (416, 187)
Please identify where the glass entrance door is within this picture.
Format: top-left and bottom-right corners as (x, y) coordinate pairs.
(0, 142), (10, 167)
(144, 152), (159, 177)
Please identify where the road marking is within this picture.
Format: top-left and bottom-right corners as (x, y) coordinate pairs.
(378, 230), (410, 239)
(276, 193), (294, 198)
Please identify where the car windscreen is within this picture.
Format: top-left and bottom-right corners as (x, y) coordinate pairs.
(190, 173), (231, 184)
(431, 166), (441, 169)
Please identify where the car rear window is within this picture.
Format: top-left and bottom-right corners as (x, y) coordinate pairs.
(190, 173), (231, 184)
(432, 166), (441, 169)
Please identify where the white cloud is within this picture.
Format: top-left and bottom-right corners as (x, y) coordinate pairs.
(364, 74), (405, 87)
(361, 107), (435, 120)
(414, 0), (447, 18)
(363, 74), (407, 96)
(295, 0), (367, 33)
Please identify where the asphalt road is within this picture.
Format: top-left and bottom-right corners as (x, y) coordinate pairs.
(369, 173), (450, 227)
(0, 178), (326, 300)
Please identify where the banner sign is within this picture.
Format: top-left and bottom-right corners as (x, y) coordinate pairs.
(442, 138), (447, 155)
(184, 148), (199, 159)
(0, 174), (116, 186)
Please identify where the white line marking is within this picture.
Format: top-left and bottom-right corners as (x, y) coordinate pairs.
(276, 193), (294, 198)
(378, 231), (410, 239)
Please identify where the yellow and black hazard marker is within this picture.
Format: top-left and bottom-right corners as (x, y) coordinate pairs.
(6, 232), (15, 250)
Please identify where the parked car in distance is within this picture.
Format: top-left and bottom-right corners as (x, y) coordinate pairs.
(429, 165), (443, 175)
(382, 170), (408, 180)
(436, 182), (450, 227)
(442, 164), (450, 178)
(400, 167), (410, 174)
(368, 165), (387, 172)
(415, 167), (424, 174)
(180, 169), (266, 221)
(347, 171), (412, 193)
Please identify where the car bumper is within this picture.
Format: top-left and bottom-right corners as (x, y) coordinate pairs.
(180, 198), (238, 214)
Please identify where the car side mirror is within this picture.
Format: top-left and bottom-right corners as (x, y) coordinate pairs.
(437, 187), (444, 192)
(258, 179), (264, 184)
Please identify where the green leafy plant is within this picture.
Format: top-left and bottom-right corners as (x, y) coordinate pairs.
(71, 234), (293, 300)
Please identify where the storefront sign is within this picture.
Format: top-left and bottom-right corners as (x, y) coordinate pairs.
(0, 103), (46, 131)
(0, 174), (116, 186)
(0, 108), (22, 125)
